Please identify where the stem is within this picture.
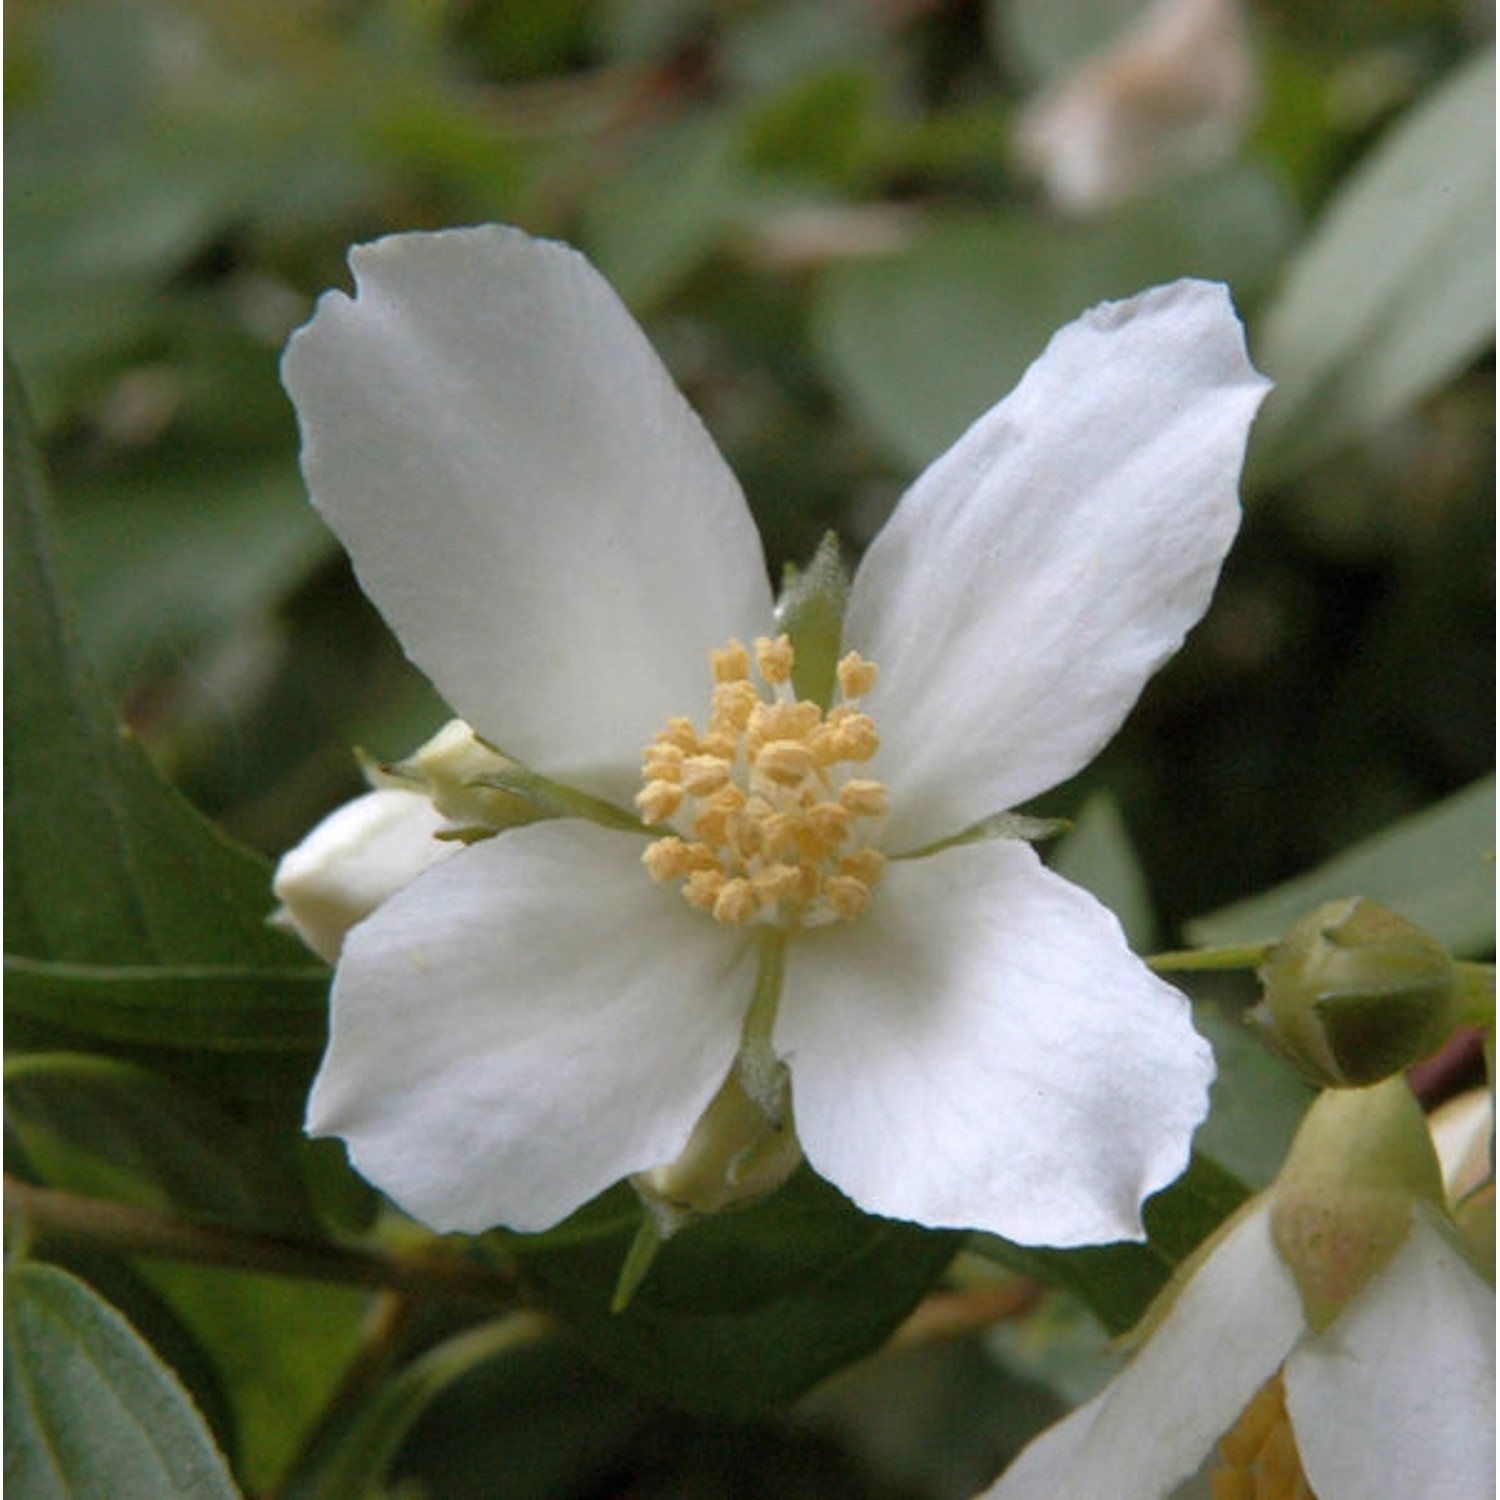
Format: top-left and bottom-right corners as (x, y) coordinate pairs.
(4, 1175), (520, 1303)
(1456, 961), (1496, 1028)
(736, 928), (788, 1111)
(1147, 943), (1272, 973)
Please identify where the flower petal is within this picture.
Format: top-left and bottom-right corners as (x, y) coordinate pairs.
(272, 788), (458, 962)
(775, 837), (1214, 1244)
(306, 820), (752, 1233)
(844, 279), (1269, 852)
(1286, 1211), (1495, 1500)
(282, 226), (773, 806)
(980, 1200), (1304, 1497)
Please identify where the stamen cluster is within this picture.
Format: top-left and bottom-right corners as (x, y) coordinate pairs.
(637, 635), (888, 928)
(1212, 1375), (1315, 1500)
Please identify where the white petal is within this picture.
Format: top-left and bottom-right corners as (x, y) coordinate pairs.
(282, 226), (773, 806)
(306, 820), (752, 1232)
(1286, 1212), (1495, 1500)
(981, 1200), (1304, 1498)
(1428, 1087), (1494, 1204)
(844, 280), (1269, 852)
(272, 788), (458, 962)
(775, 838), (1214, 1244)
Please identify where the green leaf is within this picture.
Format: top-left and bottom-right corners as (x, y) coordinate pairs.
(4, 1260), (240, 1499)
(1049, 791), (1157, 950)
(972, 1151), (1249, 1336)
(1252, 47), (1496, 482)
(1193, 1005), (1316, 1189)
(514, 1173), (960, 1416)
(581, 108), (758, 311)
(6, 1053), (319, 1235)
(3, 362), (324, 1048)
(278, 1315), (550, 1500)
(812, 168), (1294, 471)
(137, 1267), (365, 1497)
(5, 960), (330, 1052)
(56, 462), (332, 694)
(1185, 777), (1495, 955)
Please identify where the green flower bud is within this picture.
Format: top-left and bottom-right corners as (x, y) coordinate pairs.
(632, 1064), (803, 1238)
(1251, 897), (1462, 1088)
(1270, 1077), (1446, 1330)
(391, 720), (541, 832)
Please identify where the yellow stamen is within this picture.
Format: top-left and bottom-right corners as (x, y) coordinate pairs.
(639, 637), (888, 929)
(754, 634), (795, 685)
(711, 640), (752, 682)
(837, 651), (878, 700)
(1213, 1374), (1318, 1500)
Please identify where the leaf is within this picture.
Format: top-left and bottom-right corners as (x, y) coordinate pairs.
(1193, 1005), (1316, 1189)
(971, 1151), (1249, 1337)
(581, 108), (758, 311)
(278, 1315), (551, 1500)
(1185, 777), (1495, 955)
(1049, 791), (1157, 950)
(3, 362), (326, 1048)
(1252, 47), (1496, 482)
(138, 1267), (366, 1497)
(5, 959), (330, 1053)
(4, 1260), (240, 1499)
(811, 168), (1294, 471)
(55, 461), (333, 694)
(513, 1173), (960, 1416)
(6, 1053), (319, 1235)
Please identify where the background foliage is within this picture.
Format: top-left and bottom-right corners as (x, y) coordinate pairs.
(6, 1), (1494, 1496)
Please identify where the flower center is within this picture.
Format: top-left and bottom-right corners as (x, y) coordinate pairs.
(636, 635), (888, 929)
(1212, 1373), (1317, 1500)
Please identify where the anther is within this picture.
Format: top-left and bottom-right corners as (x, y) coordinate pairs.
(638, 635), (889, 929)
(681, 755), (732, 797)
(837, 651), (878, 700)
(636, 780), (684, 824)
(824, 876), (872, 920)
(754, 635), (795, 685)
(754, 740), (817, 787)
(713, 877), (757, 925)
(838, 779), (888, 817)
(711, 640), (751, 682)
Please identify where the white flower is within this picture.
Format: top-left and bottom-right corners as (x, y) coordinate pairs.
(980, 1091), (1496, 1499)
(280, 224), (1267, 1243)
(1015, 0), (1259, 219)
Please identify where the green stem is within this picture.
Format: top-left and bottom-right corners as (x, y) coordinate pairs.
(738, 929), (788, 1110)
(1147, 943), (1272, 973)
(4, 1175), (520, 1303)
(1456, 961), (1496, 1028)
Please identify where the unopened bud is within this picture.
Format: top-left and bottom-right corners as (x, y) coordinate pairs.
(399, 720), (541, 831)
(1252, 897), (1462, 1088)
(633, 1066), (803, 1238)
(1270, 1077), (1445, 1329)
(271, 788), (457, 962)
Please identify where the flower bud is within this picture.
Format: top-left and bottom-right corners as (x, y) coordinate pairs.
(396, 719), (541, 831)
(1251, 897), (1462, 1088)
(271, 787), (458, 961)
(633, 1066), (803, 1237)
(1270, 1077), (1446, 1330)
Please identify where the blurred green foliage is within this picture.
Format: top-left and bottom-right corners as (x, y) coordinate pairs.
(8, 0), (1491, 920)
(6, 1), (1493, 1495)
